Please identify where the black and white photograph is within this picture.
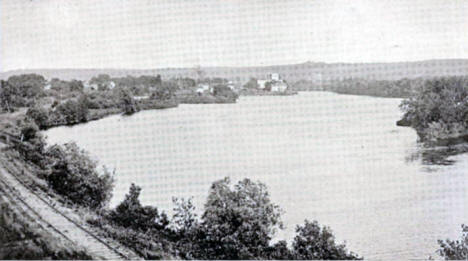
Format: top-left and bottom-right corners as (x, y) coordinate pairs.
(0, 0), (467, 259)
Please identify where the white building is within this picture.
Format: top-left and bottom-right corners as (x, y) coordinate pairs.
(257, 73), (288, 92)
(196, 83), (210, 94)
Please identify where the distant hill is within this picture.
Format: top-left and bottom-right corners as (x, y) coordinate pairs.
(1, 59), (467, 83)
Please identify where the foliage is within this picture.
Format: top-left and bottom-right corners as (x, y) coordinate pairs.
(7, 74), (46, 99)
(107, 184), (169, 232)
(116, 88), (140, 115)
(14, 120), (47, 166)
(399, 76), (468, 141)
(196, 177), (283, 259)
(324, 77), (422, 98)
(0, 80), (17, 112)
(89, 74), (112, 91)
(26, 105), (50, 129)
(44, 142), (114, 209)
(292, 220), (361, 260)
(263, 240), (295, 260)
(151, 81), (177, 100)
(50, 78), (84, 93)
(243, 78), (259, 89)
(438, 224), (468, 260)
(49, 97), (89, 125)
(212, 85), (238, 100)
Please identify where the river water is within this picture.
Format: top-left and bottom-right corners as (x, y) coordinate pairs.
(45, 92), (468, 259)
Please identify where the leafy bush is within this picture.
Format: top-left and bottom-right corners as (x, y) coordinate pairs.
(15, 120), (47, 166)
(438, 224), (468, 260)
(107, 184), (169, 231)
(212, 85), (238, 100)
(293, 220), (361, 260)
(44, 143), (114, 209)
(194, 177), (283, 259)
(116, 88), (140, 115)
(48, 98), (88, 126)
(26, 106), (50, 129)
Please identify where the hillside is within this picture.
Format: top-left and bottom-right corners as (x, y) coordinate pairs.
(1, 59), (467, 83)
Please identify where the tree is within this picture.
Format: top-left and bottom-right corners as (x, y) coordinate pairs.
(89, 74), (111, 91)
(151, 82), (176, 100)
(51, 98), (88, 125)
(108, 184), (169, 232)
(26, 106), (50, 129)
(212, 85), (238, 100)
(438, 224), (468, 260)
(264, 81), (272, 91)
(45, 143), (114, 209)
(292, 220), (360, 260)
(69, 80), (84, 92)
(7, 74), (46, 99)
(243, 78), (259, 89)
(0, 80), (16, 112)
(197, 177), (283, 259)
(117, 88), (139, 115)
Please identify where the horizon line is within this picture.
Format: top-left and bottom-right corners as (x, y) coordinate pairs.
(1, 58), (467, 74)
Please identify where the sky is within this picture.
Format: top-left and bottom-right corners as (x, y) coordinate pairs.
(1, 0), (467, 71)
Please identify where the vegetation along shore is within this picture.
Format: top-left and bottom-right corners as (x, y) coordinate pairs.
(1, 71), (468, 259)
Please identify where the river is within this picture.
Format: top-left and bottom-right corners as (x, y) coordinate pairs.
(44, 92), (468, 259)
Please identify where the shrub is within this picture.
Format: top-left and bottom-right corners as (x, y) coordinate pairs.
(212, 85), (238, 100)
(26, 106), (50, 129)
(49, 98), (88, 126)
(293, 220), (361, 260)
(438, 224), (468, 260)
(15, 121), (47, 166)
(107, 184), (169, 232)
(44, 143), (114, 209)
(116, 88), (140, 115)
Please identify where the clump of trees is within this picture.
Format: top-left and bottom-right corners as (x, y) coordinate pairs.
(322, 77), (422, 98)
(438, 224), (468, 260)
(43, 142), (114, 210)
(0, 74), (47, 112)
(399, 76), (468, 142)
(101, 177), (360, 260)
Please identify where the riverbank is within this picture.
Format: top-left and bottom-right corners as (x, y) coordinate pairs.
(0, 139), (141, 259)
(239, 89), (298, 96)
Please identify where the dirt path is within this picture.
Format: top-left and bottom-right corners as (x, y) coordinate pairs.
(0, 153), (140, 260)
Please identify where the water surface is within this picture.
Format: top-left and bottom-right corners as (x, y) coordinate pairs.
(45, 92), (468, 259)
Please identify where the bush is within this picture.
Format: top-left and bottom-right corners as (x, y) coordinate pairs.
(438, 224), (468, 260)
(49, 98), (88, 126)
(116, 88), (140, 115)
(26, 106), (50, 129)
(293, 220), (361, 260)
(212, 85), (238, 100)
(44, 143), (114, 209)
(15, 120), (47, 166)
(107, 184), (169, 232)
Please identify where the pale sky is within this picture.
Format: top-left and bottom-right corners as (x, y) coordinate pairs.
(1, 0), (467, 71)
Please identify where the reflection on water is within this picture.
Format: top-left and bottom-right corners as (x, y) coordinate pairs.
(406, 143), (468, 166)
(44, 92), (468, 259)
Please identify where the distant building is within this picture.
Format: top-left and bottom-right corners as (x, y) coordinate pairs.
(196, 83), (210, 94)
(270, 81), (288, 92)
(257, 73), (288, 92)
